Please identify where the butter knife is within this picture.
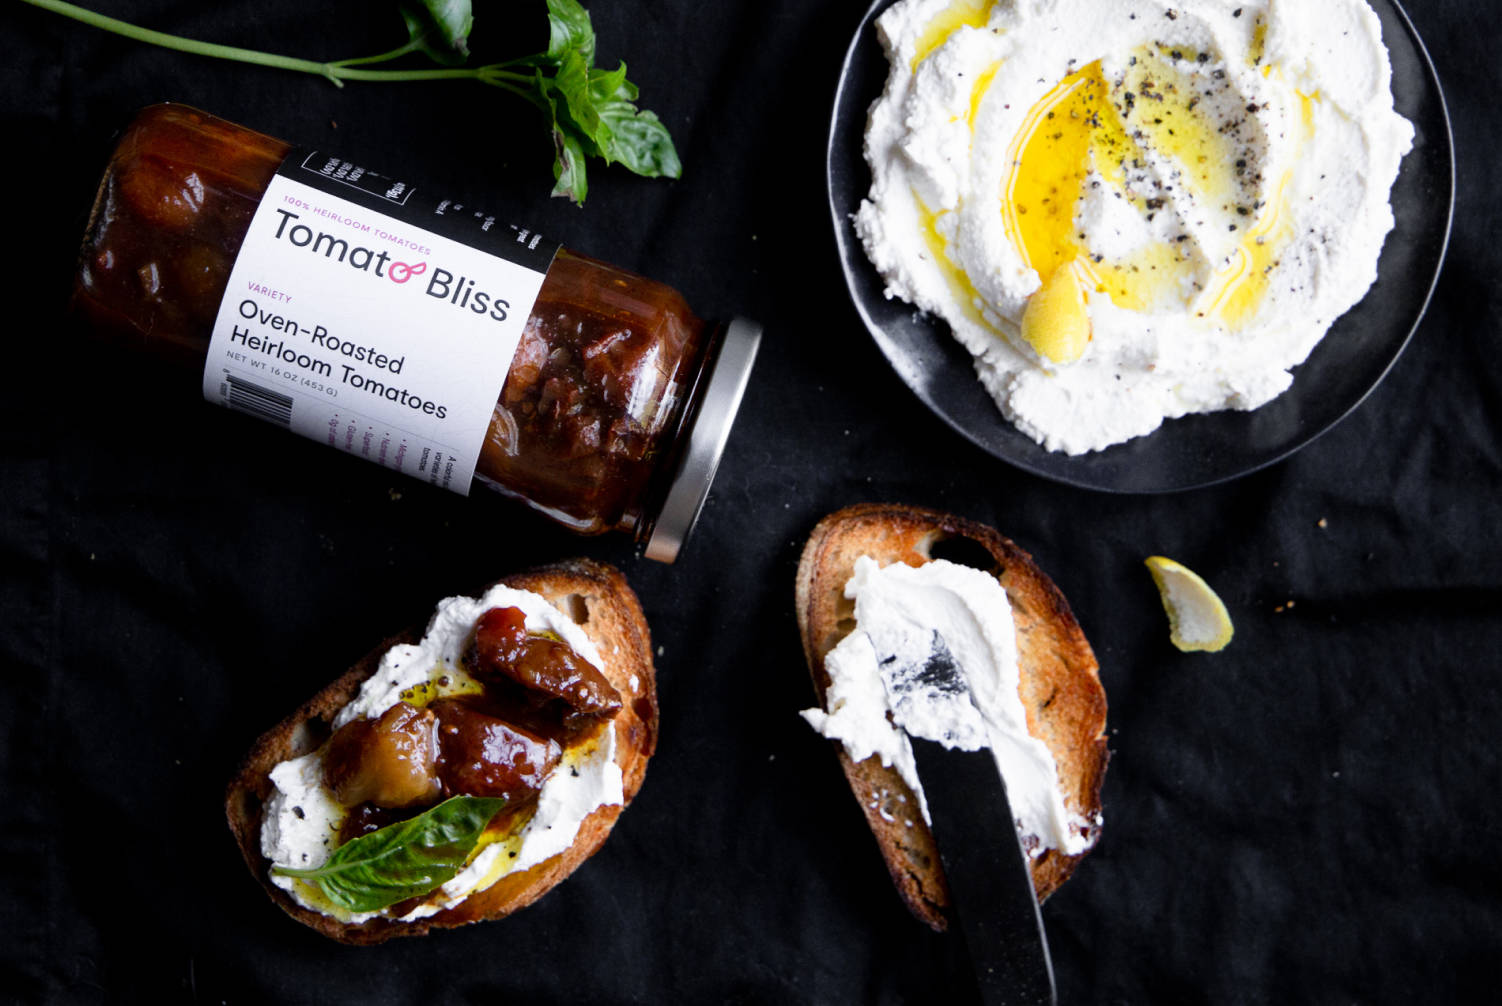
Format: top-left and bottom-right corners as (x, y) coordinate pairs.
(910, 736), (1057, 1005)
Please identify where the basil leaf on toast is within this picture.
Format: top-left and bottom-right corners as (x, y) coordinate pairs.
(274, 795), (507, 914)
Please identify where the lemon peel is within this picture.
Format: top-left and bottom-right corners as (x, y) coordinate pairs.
(1144, 556), (1234, 653)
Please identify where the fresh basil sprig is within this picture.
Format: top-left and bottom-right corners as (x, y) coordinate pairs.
(22, 0), (681, 205)
(273, 795), (507, 914)
(506, 0), (682, 202)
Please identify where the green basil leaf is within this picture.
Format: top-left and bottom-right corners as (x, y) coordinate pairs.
(551, 126), (590, 204)
(589, 62), (636, 104)
(545, 0), (595, 66)
(597, 107), (681, 179)
(400, 0), (474, 66)
(273, 795), (506, 914)
(590, 65), (682, 179)
(527, 65), (591, 205)
(550, 47), (600, 142)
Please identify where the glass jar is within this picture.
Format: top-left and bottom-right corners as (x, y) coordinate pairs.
(71, 104), (758, 561)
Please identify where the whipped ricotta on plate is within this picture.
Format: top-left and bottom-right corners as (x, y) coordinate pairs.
(856, 0), (1414, 453)
(800, 556), (1094, 857)
(259, 584), (625, 924)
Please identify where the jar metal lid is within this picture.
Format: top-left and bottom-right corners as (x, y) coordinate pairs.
(644, 317), (762, 563)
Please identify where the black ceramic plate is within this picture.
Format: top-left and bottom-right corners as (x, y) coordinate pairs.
(828, 0), (1454, 493)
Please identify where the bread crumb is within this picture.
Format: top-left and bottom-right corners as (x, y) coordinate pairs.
(1316, 517), (1327, 528)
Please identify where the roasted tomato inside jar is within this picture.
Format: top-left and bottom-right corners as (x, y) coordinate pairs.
(317, 606), (618, 838)
(479, 249), (709, 535)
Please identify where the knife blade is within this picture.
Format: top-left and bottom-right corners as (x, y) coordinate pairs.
(904, 646), (1057, 1006)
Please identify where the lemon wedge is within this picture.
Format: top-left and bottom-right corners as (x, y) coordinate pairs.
(1020, 261), (1091, 364)
(1144, 556), (1234, 652)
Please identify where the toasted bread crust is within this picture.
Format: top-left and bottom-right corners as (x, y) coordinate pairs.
(796, 504), (1108, 931)
(225, 559), (658, 945)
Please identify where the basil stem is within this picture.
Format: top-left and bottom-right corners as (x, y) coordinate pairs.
(19, 0), (680, 204)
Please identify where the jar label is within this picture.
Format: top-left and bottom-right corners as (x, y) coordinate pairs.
(202, 149), (559, 494)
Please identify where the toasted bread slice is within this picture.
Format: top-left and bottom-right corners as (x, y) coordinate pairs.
(796, 504), (1107, 931)
(226, 558), (657, 945)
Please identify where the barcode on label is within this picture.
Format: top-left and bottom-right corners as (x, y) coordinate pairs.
(226, 374), (293, 427)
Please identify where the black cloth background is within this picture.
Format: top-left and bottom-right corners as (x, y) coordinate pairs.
(3, 1), (1498, 1002)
